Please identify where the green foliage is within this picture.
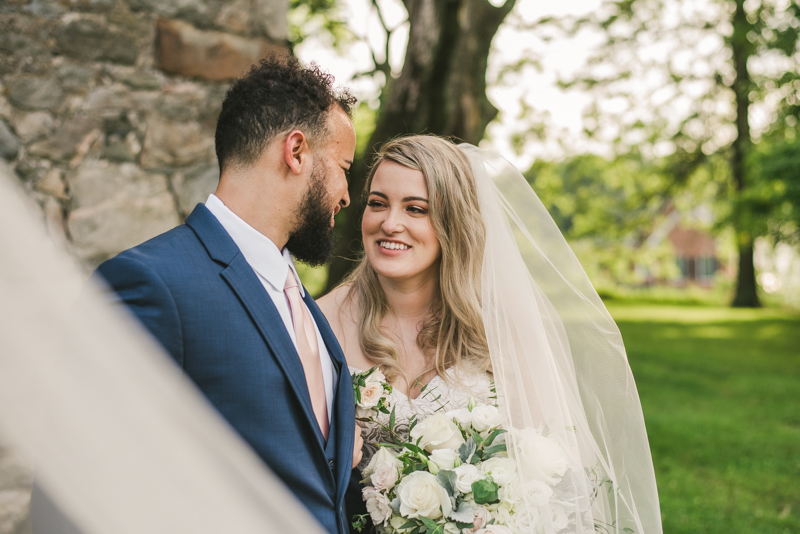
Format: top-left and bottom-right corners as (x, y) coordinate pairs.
(288, 0), (352, 49)
(610, 303), (800, 533)
(295, 262), (328, 298)
(351, 513), (369, 533)
(525, 154), (669, 240)
(747, 137), (800, 244)
(353, 102), (378, 158)
(471, 479), (500, 505)
(525, 153), (691, 288)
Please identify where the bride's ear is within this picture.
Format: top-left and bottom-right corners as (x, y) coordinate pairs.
(283, 129), (310, 176)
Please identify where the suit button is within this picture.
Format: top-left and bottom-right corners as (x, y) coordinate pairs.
(328, 460), (336, 471)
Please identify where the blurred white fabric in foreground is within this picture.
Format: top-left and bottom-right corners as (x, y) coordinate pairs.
(0, 160), (323, 534)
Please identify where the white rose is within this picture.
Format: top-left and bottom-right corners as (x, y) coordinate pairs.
(365, 368), (386, 384)
(396, 471), (453, 520)
(453, 463), (484, 493)
(446, 408), (473, 428)
(357, 381), (383, 409)
(548, 502), (569, 530)
(410, 413), (465, 452)
(479, 457), (515, 486)
(371, 461), (399, 491)
(430, 448), (459, 471)
(511, 506), (541, 533)
(515, 428), (568, 485)
(518, 479), (553, 506)
(470, 405), (502, 432)
(362, 487), (392, 526)
(498, 476), (521, 504)
(475, 525), (513, 534)
(363, 447), (403, 478)
(443, 523), (461, 534)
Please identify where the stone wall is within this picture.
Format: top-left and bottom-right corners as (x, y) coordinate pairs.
(0, 0), (288, 268)
(0, 2), (287, 532)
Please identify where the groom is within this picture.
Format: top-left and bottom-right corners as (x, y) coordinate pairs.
(93, 57), (361, 534)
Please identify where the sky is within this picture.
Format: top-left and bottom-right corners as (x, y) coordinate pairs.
(295, 0), (604, 170)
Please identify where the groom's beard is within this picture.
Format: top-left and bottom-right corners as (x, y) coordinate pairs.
(286, 164), (337, 267)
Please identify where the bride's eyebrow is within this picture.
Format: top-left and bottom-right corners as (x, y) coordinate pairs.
(368, 191), (429, 203)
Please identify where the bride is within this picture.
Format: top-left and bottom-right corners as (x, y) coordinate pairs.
(318, 135), (662, 534)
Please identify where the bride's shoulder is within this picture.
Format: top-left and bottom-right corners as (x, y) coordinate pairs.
(317, 284), (368, 365)
(316, 285), (355, 327)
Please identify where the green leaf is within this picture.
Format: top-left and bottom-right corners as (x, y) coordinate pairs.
(389, 405), (396, 430)
(471, 479), (500, 505)
(450, 502), (475, 522)
(458, 438), (477, 464)
(483, 428), (507, 447)
(436, 469), (458, 497)
(403, 442), (425, 455)
(483, 443), (508, 457)
(351, 514), (368, 532)
(419, 517), (438, 529)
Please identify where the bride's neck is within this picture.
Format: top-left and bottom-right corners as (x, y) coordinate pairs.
(378, 275), (437, 322)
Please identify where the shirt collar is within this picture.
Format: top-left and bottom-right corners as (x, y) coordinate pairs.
(205, 194), (304, 296)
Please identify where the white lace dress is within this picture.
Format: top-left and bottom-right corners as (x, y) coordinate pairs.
(350, 366), (494, 472)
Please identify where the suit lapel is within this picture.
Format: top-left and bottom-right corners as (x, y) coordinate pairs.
(186, 205), (325, 452)
(304, 293), (345, 373)
(306, 293), (356, 498)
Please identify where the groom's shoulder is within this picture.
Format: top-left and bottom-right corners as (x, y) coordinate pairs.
(97, 222), (205, 281)
(115, 223), (197, 264)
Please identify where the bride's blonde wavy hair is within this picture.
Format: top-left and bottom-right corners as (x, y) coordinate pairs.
(342, 135), (490, 385)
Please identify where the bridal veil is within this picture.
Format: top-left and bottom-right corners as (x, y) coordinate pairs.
(462, 144), (662, 534)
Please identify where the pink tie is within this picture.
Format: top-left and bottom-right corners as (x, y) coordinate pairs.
(284, 271), (329, 440)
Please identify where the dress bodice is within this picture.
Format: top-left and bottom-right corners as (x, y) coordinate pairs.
(350, 366), (493, 471)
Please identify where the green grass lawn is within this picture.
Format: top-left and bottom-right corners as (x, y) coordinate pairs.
(606, 303), (800, 534)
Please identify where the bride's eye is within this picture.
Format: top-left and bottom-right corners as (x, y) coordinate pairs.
(407, 205), (427, 215)
(367, 199), (386, 209)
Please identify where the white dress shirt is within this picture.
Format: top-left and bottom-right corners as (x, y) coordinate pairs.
(205, 194), (336, 422)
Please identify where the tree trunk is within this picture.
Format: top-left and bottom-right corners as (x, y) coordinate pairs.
(325, 0), (516, 292)
(729, 0), (761, 307)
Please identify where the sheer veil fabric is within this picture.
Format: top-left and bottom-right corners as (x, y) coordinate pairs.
(0, 161), (323, 533)
(462, 145), (662, 534)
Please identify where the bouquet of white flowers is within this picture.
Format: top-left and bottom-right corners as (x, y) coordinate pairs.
(354, 395), (587, 534)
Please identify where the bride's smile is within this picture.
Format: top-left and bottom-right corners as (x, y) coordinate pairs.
(362, 160), (441, 283)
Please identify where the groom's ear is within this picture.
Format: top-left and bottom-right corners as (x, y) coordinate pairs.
(283, 130), (310, 176)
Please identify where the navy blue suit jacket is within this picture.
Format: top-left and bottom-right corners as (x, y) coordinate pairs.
(95, 204), (356, 534)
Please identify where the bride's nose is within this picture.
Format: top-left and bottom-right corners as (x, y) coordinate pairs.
(380, 209), (404, 234)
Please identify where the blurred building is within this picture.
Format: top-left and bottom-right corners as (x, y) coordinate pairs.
(641, 204), (724, 287)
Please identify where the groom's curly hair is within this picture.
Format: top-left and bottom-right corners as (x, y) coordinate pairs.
(215, 55), (357, 174)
